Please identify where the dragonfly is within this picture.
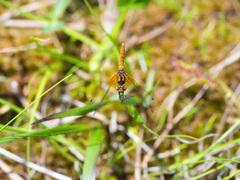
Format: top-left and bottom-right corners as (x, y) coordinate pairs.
(91, 43), (154, 113)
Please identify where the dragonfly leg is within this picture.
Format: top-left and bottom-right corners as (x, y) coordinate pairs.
(118, 92), (124, 103)
(119, 91), (135, 103)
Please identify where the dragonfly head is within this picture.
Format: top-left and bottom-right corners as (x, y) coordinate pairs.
(117, 69), (126, 75)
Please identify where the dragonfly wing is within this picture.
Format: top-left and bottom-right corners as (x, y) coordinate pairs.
(125, 73), (154, 112)
(90, 73), (118, 103)
(91, 73), (118, 113)
(94, 87), (110, 114)
(106, 73), (119, 86)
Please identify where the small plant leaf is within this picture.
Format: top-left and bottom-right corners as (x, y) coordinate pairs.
(31, 99), (115, 125)
(128, 105), (162, 138)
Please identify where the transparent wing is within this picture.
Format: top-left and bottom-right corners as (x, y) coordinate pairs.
(125, 73), (154, 112)
(90, 73), (118, 113)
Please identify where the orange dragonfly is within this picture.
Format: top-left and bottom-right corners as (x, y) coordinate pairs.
(91, 43), (154, 113)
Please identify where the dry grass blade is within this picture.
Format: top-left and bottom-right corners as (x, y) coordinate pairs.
(0, 148), (72, 180)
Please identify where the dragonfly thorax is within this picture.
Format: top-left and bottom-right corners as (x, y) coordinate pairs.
(117, 69), (127, 92)
(118, 74), (126, 85)
(117, 69), (126, 75)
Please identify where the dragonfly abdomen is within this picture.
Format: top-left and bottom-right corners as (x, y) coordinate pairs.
(119, 43), (125, 70)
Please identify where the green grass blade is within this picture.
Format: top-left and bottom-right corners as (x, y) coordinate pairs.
(31, 99), (115, 125)
(0, 125), (30, 133)
(219, 13), (227, 39)
(117, 0), (151, 9)
(28, 71), (51, 125)
(27, 70), (51, 174)
(156, 108), (168, 132)
(0, 124), (94, 144)
(128, 105), (162, 138)
(82, 125), (104, 180)
(51, 0), (71, 19)
(41, 20), (64, 34)
(63, 27), (100, 49)
(149, 75), (161, 94)
(54, 135), (85, 155)
(146, 69), (155, 92)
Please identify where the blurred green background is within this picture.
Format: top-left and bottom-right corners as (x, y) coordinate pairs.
(1, 0), (240, 179)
